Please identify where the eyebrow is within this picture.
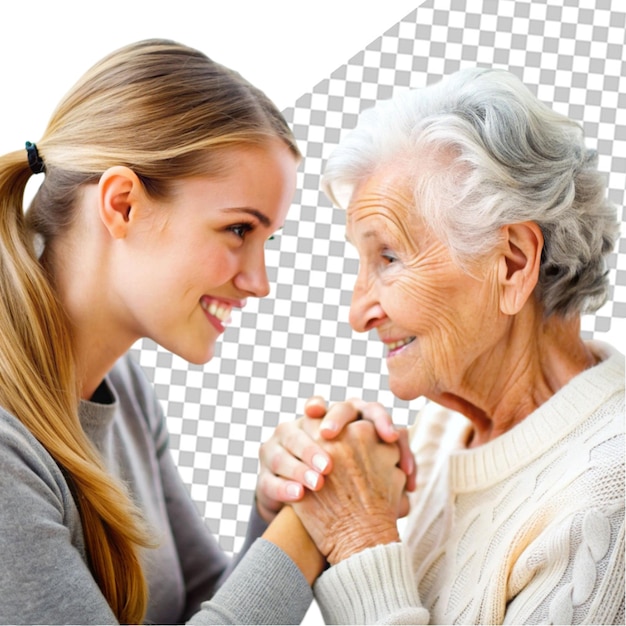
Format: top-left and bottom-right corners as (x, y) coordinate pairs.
(346, 230), (378, 244)
(222, 207), (271, 227)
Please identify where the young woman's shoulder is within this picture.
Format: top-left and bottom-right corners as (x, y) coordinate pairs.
(0, 407), (83, 553)
(0, 408), (71, 499)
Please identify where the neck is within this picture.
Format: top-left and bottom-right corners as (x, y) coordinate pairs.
(431, 305), (597, 447)
(43, 240), (137, 401)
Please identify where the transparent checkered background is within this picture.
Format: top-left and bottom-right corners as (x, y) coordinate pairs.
(129, 0), (626, 556)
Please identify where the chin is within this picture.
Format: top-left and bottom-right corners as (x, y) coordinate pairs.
(188, 346), (215, 365)
(164, 339), (216, 366)
(389, 380), (421, 402)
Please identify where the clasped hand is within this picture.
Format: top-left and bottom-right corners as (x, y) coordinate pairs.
(256, 398), (416, 563)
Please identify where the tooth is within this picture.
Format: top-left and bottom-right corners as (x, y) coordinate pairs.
(388, 337), (415, 351)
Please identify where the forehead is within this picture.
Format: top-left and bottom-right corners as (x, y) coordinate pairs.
(346, 166), (415, 236)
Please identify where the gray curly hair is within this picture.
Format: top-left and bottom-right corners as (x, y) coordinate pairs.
(322, 67), (619, 318)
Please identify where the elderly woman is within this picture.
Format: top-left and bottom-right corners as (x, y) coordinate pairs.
(270, 67), (624, 625)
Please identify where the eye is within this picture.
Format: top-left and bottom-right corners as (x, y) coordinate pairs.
(227, 222), (254, 239)
(381, 248), (397, 264)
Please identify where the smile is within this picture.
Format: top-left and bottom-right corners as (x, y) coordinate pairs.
(385, 336), (416, 356)
(200, 297), (233, 332)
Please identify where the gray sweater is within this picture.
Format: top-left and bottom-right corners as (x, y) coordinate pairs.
(0, 354), (312, 625)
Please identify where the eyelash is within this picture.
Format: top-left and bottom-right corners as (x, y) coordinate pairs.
(227, 222), (254, 239)
(381, 248), (397, 264)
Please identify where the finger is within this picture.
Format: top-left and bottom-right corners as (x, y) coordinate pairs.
(347, 420), (402, 466)
(272, 425), (332, 478)
(396, 429), (416, 491)
(347, 398), (398, 443)
(398, 492), (411, 519)
(257, 471), (305, 507)
(319, 401), (362, 440)
(271, 442), (327, 490)
(303, 396), (327, 419)
(392, 467), (410, 518)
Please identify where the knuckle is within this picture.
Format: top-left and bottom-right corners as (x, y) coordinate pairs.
(282, 427), (300, 450)
(257, 473), (273, 497)
(275, 422), (289, 437)
(350, 419), (376, 437)
(258, 441), (271, 465)
(268, 449), (285, 474)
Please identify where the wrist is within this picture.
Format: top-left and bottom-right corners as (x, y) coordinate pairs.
(262, 507), (325, 585)
(327, 518), (400, 565)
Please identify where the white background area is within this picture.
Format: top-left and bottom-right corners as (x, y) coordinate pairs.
(1, 1), (418, 144)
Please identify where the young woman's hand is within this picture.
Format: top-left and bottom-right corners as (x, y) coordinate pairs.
(255, 397), (416, 522)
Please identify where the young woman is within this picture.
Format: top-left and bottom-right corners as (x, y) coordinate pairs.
(0, 38), (410, 624)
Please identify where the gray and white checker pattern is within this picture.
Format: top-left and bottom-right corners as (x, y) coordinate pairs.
(130, 0), (626, 556)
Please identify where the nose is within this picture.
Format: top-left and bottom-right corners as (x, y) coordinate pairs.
(233, 249), (271, 298)
(348, 267), (386, 333)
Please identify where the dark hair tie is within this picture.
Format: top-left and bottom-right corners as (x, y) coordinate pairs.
(25, 141), (46, 174)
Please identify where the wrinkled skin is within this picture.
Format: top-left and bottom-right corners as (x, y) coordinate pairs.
(291, 418), (407, 565)
(256, 398), (415, 523)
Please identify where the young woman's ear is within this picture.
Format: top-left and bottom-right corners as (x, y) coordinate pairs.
(97, 166), (144, 239)
(497, 221), (544, 315)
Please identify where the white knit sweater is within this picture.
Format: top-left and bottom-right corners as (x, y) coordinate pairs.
(314, 343), (625, 624)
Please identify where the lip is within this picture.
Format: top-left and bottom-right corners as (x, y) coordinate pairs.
(200, 296), (247, 333)
(382, 335), (416, 358)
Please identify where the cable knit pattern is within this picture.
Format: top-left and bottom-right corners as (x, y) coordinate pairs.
(313, 342), (624, 624)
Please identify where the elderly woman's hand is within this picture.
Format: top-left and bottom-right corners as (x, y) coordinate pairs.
(316, 397), (416, 492)
(256, 398), (415, 522)
(291, 419), (407, 564)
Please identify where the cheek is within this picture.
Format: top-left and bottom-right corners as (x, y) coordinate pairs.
(181, 242), (240, 288)
(389, 273), (454, 326)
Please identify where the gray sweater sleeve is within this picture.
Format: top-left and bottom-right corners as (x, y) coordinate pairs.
(132, 356), (313, 624)
(0, 353), (313, 626)
(0, 412), (118, 625)
(0, 412), (312, 625)
(188, 539), (314, 625)
(156, 427), (279, 620)
(158, 447), (313, 624)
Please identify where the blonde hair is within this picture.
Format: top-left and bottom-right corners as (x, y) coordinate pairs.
(0, 39), (299, 623)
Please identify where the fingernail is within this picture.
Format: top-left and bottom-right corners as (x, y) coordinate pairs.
(304, 470), (320, 489)
(286, 483), (302, 499)
(320, 421), (338, 433)
(312, 453), (328, 472)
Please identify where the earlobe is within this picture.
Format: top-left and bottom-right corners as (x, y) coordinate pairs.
(498, 222), (543, 315)
(98, 166), (143, 239)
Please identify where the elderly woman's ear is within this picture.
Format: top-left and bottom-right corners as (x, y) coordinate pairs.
(497, 221), (544, 316)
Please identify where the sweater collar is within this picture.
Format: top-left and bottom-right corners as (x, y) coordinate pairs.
(447, 342), (625, 492)
(78, 376), (118, 449)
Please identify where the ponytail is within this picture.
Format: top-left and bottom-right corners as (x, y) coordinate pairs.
(0, 149), (149, 624)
